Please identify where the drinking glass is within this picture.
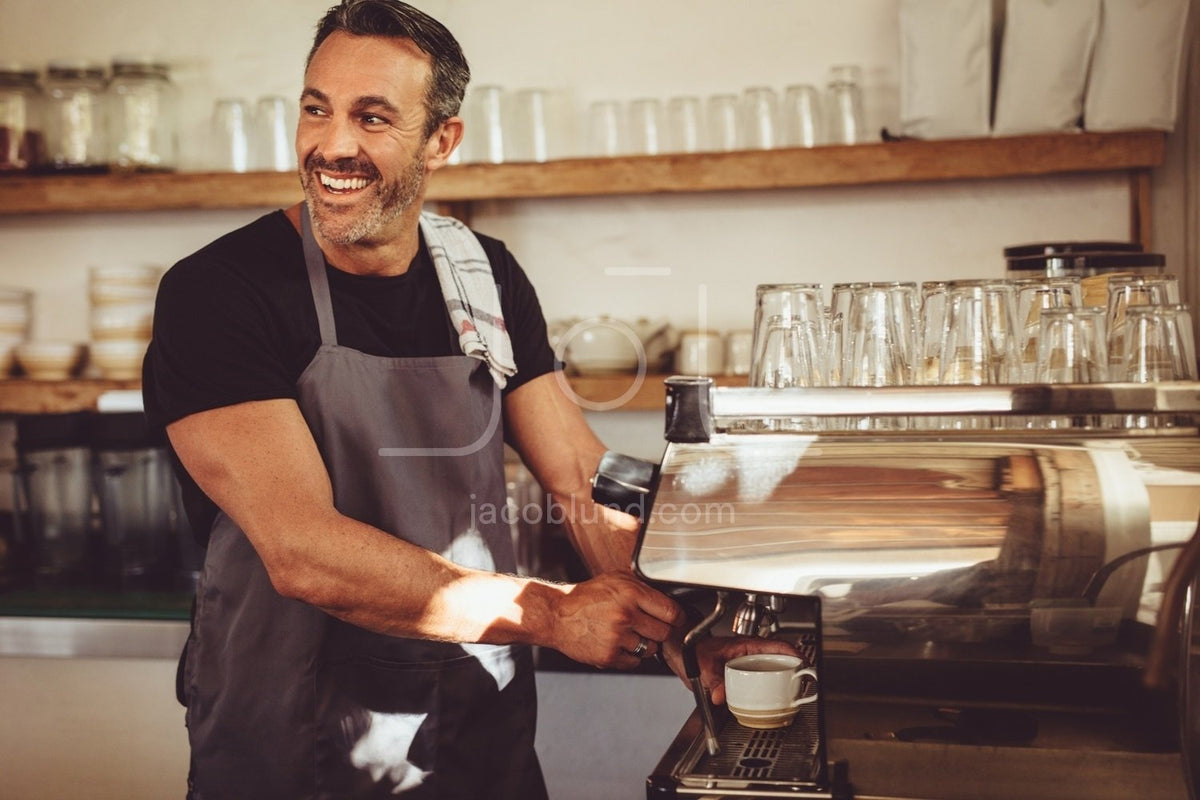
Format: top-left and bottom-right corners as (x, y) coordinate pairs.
(753, 315), (825, 388)
(918, 281), (948, 385)
(627, 98), (665, 155)
(1120, 304), (1198, 382)
(210, 97), (251, 172)
(1105, 274), (1180, 374)
(782, 84), (825, 147)
(939, 280), (1018, 385)
(587, 100), (624, 157)
(251, 95), (296, 172)
(826, 65), (866, 145)
(1014, 277), (1081, 382)
(508, 88), (552, 162)
(741, 86), (780, 150)
(1036, 307), (1107, 384)
(844, 284), (914, 387)
(750, 283), (827, 387)
(462, 85), (506, 163)
(706, 93), (741, 151)
(666, 96), (705, 153)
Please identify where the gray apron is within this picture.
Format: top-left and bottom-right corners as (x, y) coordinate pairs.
(181, 206), (546, 800)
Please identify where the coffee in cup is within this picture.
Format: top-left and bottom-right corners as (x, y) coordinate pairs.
(724, 654), (817, 730)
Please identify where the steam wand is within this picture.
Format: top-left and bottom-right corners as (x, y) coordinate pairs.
(683, 591), (728, 756)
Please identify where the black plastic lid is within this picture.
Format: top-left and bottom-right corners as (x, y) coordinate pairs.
(16, 412), (91, 452)
(88, 411), (164, 451)
(1007, 251), (1166, 272)
(1003, 241), (1143, 259)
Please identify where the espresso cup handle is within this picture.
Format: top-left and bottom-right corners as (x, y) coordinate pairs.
(791, 667), (819, 707)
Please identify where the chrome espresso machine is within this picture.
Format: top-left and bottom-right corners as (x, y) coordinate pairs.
(594, 377), (1200, 800)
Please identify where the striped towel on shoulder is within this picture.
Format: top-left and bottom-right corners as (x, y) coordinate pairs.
(419, 210), (517, 388)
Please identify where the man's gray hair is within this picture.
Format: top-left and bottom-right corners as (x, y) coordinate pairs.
(308, 0), (471, 137)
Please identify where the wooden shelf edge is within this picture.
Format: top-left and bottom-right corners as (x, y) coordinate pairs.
(0, 379), (140, 415)
(0, 171), (304, 215)
(0, 131), (1167, 215)
(429, 131), (1168, 201)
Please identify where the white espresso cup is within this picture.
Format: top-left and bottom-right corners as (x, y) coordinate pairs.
(724, 654), (818, 730)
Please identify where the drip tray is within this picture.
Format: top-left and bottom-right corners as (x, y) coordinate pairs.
(676, 705), (826, 795)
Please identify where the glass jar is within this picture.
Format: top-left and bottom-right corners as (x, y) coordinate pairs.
(106, 56), (178, 172)
(14, 413), (95, 588)
(0, 64), (45, 173)
(43, 60), (108, 173)
(89, 412), (175, 590)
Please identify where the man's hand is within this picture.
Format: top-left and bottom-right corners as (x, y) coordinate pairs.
(660, 635), (800, 705)
(544, 572), (685, 670)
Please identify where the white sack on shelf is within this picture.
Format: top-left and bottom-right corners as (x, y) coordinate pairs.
(1084, 0), (1192, 132)
(992, 0), (1100, 136)
(898, 0), (995, 139)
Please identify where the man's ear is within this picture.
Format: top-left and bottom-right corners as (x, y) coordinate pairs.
(425, 116), (464, 170)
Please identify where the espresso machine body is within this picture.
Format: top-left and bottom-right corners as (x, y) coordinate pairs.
(616, 379), (1200, 799)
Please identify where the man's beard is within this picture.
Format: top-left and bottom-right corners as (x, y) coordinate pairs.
(301, 151), (426, 246)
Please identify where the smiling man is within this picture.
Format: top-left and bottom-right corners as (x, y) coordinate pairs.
(143, 2), (792, 798)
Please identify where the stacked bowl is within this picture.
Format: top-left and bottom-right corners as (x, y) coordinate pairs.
(89, 265), (160, 381)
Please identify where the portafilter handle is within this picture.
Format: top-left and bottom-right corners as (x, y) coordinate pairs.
(590, 450), (657, 520)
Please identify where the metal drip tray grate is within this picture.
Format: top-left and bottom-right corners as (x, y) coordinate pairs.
(678, 705), (823, 792)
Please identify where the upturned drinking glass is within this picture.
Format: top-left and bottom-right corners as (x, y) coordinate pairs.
(750, 284), (827, 388)
(844, 284), (914, 387)
(1105, 274), (1180, 374)
(939, 280), (1018, 386)
(1120, 303), (1197, 382)
(1036, 307), (1107, 384)
(1014, 277), (1081, 383)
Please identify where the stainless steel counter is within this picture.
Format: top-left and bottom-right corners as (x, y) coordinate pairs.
(0, 616), (188, 659)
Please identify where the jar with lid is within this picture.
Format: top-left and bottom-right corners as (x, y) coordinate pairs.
(43, 60), (109, 173)
(0, 64), (45, 173)
(106, 56), (178, 172)
(1003, 241), (1146, 279)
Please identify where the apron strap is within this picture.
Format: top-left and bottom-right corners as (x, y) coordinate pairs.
(300, 204), (338, 347)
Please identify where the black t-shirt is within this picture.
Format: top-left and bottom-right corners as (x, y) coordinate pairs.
(143, 209), (556, 539)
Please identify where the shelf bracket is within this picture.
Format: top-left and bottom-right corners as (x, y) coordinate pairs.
(1129, 168), (1153, 251)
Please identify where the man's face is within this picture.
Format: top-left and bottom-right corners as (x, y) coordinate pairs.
(297, 31), (436, 246)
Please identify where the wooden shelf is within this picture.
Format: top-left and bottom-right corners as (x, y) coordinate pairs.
(0, 374), (743, 415)
(0, 379), (140, 415)
(0, 131), (1166, 216)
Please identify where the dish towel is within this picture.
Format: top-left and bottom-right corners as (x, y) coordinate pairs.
(419, 210), (517, 389)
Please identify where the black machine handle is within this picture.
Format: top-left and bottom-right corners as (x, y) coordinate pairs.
(590, 450), (658, 520)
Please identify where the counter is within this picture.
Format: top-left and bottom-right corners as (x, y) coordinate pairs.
(0, 613), (692, 800)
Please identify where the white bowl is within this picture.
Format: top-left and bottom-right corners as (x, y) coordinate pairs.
(562, 317), (640, 374)
(15, 340), (86, 381)
(91, 302), (154, 340)
(89, 338), (149, 381)
(90, 282), (158, 307)
(89, 264), (162, 286)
